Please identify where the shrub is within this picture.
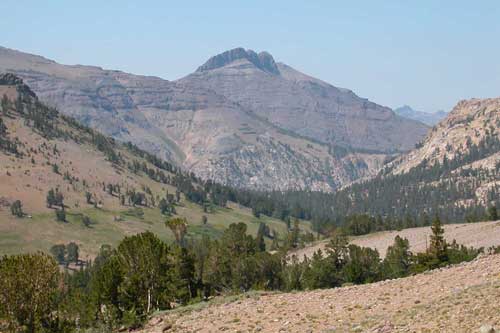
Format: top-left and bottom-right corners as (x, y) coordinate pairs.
(10, 200), (24, 217)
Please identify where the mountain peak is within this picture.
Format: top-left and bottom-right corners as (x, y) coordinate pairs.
(196, 48), (280, 75)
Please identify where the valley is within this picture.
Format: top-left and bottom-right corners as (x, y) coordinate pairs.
(0, 74), (303, 258)
(0, 35), (499, 333)
(0, 46), (427, 192)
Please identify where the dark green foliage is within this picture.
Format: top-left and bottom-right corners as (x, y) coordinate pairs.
(66, 242), (79, 264)
(429, 215), (448, 263)
(55, 209), (66, 222)
(82, 215), (92, 228)
(50, 244), (67, 265)
(1, 220), (484, 332)
(256, 222), (267, 252)
(488, 205), (498, 221)
(85, 191), (92, 204)
(382, 236), (411, 279)
(342, 244), (381, 284)
(0, 114), (20, 155)
(10, 200), (24, 217)
(92, 132), (120, 164)
(0, 117), (6, 136)
(47, 188), (64, 208)
(1, 94), (10, 114)
(114, 232), (175, 319)
(51, 163), (60, 174)
(0, 253), (60, 333)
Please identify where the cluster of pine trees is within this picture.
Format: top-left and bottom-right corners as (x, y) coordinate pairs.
(0, 216), (487, 332)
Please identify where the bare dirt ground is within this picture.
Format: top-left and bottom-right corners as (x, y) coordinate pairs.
(292, 221), (500, 259)
(138, 253), (500, 333)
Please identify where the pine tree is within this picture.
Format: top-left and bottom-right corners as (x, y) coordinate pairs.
(256, 222), (267, 252)
(46, 189), (56, 208)
(429, 215), (448, 262)
(1, 94), (10, 115)
(50, 244), (67, 264)
(488, 206), (498, 221)
(66, 242), (79, 264)
(383, 236), (411, 278)
(10, 200), (24, 217)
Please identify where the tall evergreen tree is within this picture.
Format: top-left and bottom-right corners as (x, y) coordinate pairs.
(429, 215), (448, 262)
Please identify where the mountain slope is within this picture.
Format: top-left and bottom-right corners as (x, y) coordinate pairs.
(394, 105), (447, 125)
(181, 48), (429, 152)
(390, 98), (500, 175)
(293, 221), (500, 260)
(274, 97), (499, 225)
(0, 46), (426, 191)
(138, 253), (500, 333)
(0, 74), (295, 257)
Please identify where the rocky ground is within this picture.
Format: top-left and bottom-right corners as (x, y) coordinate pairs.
(293, 221), (500, 259)
(138, 253), (500, 333)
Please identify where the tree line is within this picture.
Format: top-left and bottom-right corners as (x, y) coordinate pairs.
(1, 216), (494, 332)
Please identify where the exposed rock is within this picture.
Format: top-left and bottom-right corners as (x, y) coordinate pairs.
(479, 325), (496, 333)
(184, 48), (428, 153)
(134, 254), (500, 333)
(161, 323), (172, 332)
(196, 47), (280, 75)
(387, 98), (500, 205)
(0, 45), (427, 191)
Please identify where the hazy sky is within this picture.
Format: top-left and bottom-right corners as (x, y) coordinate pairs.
(1, 1), (499, 112)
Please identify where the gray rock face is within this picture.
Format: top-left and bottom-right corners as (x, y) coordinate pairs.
(184, 49), (429, 153)
(0, 46), (426, 191)
(196, 48), (280, 75)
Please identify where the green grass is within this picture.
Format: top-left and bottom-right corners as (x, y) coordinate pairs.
(0, 198), (310, 258)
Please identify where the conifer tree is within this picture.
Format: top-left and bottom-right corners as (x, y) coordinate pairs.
(429, 214), (448, 262)
(10, 200), (24, 217)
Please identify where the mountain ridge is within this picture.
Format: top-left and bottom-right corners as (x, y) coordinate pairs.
(0, 45), (428, 191)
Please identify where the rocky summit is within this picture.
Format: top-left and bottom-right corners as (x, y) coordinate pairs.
(0, 46), (428, 191)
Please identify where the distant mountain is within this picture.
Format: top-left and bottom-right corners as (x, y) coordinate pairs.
(394, 105), (447, 126)
(0, 46), (428, 191)
(291, 97), (500, 223)
(182, 48), (429, 153)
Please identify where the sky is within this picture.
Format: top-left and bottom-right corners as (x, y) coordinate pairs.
(1, 1), (499, 112)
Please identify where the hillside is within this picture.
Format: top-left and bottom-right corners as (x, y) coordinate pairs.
(290, 97), (499, 224)
(0, 74), (297, 258)
(292, 221), (500, 260)
(394, 105), (447, 126)
(138, 253), (500, 332)
(390, 98), (500, 175)
(0, 46), (428, 191)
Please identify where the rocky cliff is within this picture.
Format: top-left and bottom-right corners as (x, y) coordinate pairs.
(0, 46), (427, 191)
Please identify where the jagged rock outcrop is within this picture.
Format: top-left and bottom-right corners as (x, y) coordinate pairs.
(196, 48), (280, 75)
